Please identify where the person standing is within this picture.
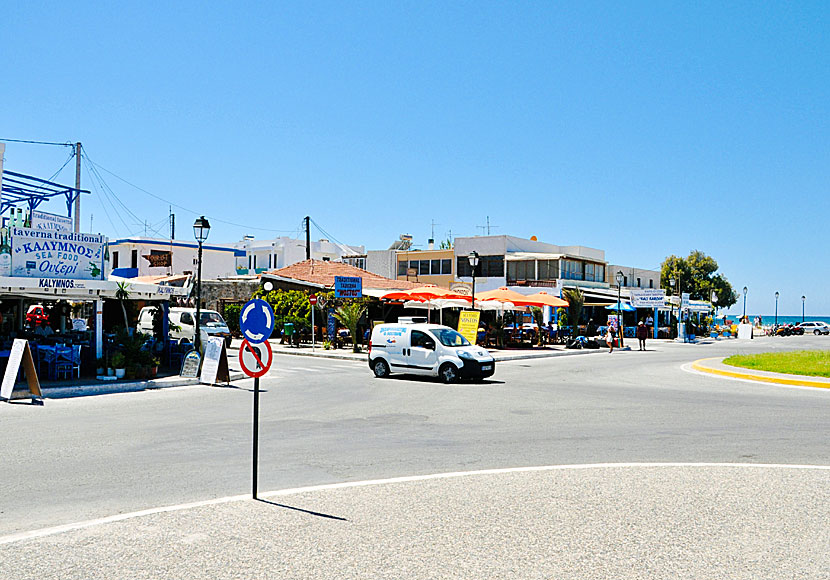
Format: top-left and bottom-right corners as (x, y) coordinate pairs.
(636, 320), (648, 351)
(606, 324), (616, 353)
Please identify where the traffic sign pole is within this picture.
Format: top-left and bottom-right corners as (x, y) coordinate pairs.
(252, 375), (259, 500)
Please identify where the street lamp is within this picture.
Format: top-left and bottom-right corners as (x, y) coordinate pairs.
(193, 215), (211, 353)
(468, 251), (480, 310)
(616, 270), (624, 348)
(669, 278), (676, 339)
(742, 286), (747, 319)
(774, 291), (779, 326)
(802, 295), (806, 323)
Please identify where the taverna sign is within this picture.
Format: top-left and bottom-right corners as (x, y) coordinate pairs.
(10, 227), (106, 280)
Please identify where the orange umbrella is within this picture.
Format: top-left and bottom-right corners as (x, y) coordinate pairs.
(381, 285), (471, 302)
(476, 287), (537, 306)
(522, 291), (569, 308)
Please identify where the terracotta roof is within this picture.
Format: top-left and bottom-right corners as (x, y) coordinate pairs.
(263, 259), (419, 290)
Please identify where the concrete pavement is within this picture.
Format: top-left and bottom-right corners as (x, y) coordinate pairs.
(2, 464), (828, 579)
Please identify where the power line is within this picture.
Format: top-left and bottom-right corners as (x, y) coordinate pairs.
(82, 152), (299, 235)
(0, 138), (74, 147)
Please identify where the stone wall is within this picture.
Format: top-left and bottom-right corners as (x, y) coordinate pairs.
(200, 279), (259, 316)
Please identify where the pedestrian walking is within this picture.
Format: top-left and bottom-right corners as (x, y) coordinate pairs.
(606, 325), (616, 353)
(636, 320), (648, 351)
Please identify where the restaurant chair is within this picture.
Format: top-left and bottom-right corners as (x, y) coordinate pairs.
(54, 346), (74, 380)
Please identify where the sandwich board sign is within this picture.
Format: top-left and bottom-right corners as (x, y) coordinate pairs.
(200, 337), (230, 385)
(180, 350), (201, 378)
(1, 339), (43, 404)
(457, 310), (481, 345)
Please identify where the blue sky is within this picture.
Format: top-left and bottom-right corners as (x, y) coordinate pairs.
(2, 1), (827, 315)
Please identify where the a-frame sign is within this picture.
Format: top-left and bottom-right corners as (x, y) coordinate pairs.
(199, 336), (230, 385)
(1, 339), (44, 405)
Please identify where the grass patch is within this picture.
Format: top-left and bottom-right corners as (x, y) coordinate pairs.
(724, 350), (830, 378)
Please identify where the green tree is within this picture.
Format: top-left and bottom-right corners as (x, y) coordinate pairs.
(562, 287), (584, 335)
(334, 301), (367, 353)
(253, 288), (312, 334)
(115, 281), (131, 329)
(660, 251), (737, 307)
(529, 306), (544, 346)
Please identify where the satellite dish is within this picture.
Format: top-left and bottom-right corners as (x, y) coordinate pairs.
(530, 235), (538, 241)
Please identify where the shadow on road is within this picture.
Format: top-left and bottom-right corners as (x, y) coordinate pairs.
(255, 498), (348, 521)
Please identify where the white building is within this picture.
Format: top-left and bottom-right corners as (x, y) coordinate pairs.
(606, 264), (662, 290)
(233, 236), (365, 275)
(108, 237), (241, 280)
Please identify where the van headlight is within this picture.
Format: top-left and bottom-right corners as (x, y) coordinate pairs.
(457, 351), (474, 360)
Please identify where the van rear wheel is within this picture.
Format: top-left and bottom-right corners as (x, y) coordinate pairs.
(373, 359), (390, 378)
(439, 363), (459, 384)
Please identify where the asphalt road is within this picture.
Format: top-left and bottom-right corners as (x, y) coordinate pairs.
(2, 334), (828, 538)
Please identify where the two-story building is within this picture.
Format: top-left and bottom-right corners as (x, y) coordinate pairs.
(234, 236), (365, 275)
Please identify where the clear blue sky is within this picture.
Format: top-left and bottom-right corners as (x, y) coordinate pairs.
(2, 1), (828, 315)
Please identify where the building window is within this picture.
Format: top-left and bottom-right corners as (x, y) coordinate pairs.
(623, 276), (628, 287)
(398, 261), (407, 276)
(596, 265), (605, 283)
(419, 260), (430, 275)
(431, 259), (440, 275)
(562, 260), (584, 280)
(254, 255), (257, 270)
(457, 255), (504, 278)
(248, 256), (252, 269)
(585, 263), (595, 282)
(112, 251), (119, 268)
(637, 277), (641, 287)
(649, 279), (653, 288)
(131, 250), (138, 269)
(441, 259), (452, 275)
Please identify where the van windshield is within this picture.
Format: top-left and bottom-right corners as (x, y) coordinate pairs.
(430, 328), (470, 347)
(200, 312), (225, 326)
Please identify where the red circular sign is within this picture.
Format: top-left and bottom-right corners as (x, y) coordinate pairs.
(239, 339), (273, 378)
(309, 294), (318, 305)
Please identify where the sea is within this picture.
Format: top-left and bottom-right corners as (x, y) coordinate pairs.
(726, 315), (830, 326)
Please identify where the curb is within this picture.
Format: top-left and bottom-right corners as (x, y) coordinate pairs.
(38, 371), (248, 399)
(267, 347), (612, 363)
(690, 357), (830, 389)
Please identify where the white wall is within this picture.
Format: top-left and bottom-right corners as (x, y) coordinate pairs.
(109, 239), (238, 279)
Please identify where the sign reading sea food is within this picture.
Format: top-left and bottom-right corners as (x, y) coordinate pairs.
(10, 227), (106, 280)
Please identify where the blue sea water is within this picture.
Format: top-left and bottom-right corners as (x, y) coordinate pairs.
(731, 315), (830, 325)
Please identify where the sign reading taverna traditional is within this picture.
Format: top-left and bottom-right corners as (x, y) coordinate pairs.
(10, 227), (106, 280)
(30, 210), (73, 232)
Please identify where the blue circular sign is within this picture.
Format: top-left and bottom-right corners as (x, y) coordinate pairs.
(239, 299), (275, 344)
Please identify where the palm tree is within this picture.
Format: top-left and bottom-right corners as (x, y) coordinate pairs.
(115, 281), (131, 330)
(562, 287), (584, 337)
(334, 302), (367, 353)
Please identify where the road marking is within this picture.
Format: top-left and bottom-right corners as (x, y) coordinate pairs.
(2, 462), (829, 545)
(686, 358), (830, 390)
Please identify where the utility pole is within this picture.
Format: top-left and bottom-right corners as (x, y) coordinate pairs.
(305, 215), (311, 260)
(74, 142), (82, 233)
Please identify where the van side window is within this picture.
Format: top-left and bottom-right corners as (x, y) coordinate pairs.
(180, 313), (194, 325)
(411, 330), (434, 350)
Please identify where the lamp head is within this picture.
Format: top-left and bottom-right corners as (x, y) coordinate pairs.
(193, 216), (211, 243)
(467, 251), (480, 268)
(616, 270), (623, 285)
(775, 291), (779, 299)
(743, 286), (747, 295)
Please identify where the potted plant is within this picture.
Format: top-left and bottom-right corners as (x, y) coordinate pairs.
(150, 358), (160, 378)
(112, 353), (126, 379)
(96, 357), (105, 375)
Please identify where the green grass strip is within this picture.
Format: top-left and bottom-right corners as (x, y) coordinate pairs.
(724, 350), (830, 378)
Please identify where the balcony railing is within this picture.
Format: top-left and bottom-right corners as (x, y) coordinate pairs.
(507, 278), (558, 287)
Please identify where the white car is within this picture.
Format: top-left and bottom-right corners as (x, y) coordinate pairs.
(368, 322), (495, 383)
(796, 321), (830, 335)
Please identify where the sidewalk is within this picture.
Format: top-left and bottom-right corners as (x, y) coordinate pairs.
(691, 357), (830, 389)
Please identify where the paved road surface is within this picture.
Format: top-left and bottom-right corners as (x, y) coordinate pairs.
(2, 335), (828, 540)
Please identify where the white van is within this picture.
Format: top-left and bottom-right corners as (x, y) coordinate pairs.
(368, 322), (495, 383)
(137, 307), (233, 347)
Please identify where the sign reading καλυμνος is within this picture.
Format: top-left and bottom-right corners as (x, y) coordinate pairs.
(10, 227), (106, 280)
(334, 276), (362, 298)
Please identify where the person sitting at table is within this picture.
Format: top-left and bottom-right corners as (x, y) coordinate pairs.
(34, 320), (54, 338)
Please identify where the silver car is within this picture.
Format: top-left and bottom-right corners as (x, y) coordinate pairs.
(796, 321), (830, 335)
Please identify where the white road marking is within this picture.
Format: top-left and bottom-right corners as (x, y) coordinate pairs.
(2, 462), (828, 545)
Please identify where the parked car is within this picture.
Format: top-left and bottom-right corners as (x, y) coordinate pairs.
(137, 306), (233, 347)
(368, 322), (495, 383)
(26, 304), (49, 326)
(797, 321), (830, 335)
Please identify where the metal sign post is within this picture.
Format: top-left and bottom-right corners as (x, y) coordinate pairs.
(238, 299), (274, 500)
(309, 294), (317, 351)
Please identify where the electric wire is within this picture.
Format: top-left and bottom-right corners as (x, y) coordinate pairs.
(0, 138), (74, 147)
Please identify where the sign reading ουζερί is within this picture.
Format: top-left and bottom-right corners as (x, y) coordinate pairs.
(9, 227), (106, 280)
(457, 310), (481, 345)
(630, 288), (666, 308)
(334, 276), (362, 298)
(240, 298), (275, 344)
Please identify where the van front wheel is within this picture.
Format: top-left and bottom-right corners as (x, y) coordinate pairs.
(439, 363), (459, 384)
(373, 359), (390, 378)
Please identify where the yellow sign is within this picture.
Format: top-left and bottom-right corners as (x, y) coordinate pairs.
(457, 310), (481, 345)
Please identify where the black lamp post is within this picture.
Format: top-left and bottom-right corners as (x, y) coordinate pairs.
(774, 291), (779, 326)
(742, 286), (747, 319)
(468, 251), (480, 310)
(802, 295), (805, 323)
(193, 216), (211, 353)
(616, 270), (624, 347)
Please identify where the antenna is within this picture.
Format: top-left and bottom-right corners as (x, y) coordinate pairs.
(476, 216), (498, 236)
